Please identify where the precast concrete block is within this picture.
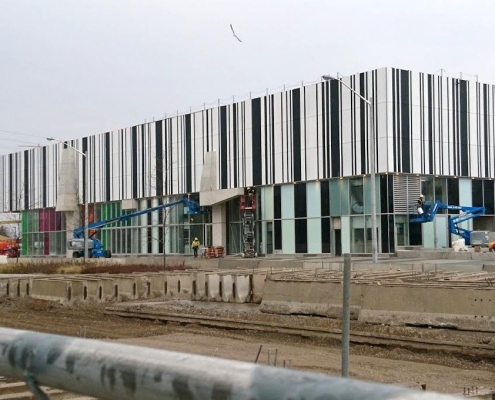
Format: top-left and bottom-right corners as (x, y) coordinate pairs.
(233, 274), (250, 303)
(0, 278), (8, 296)
(192, 271), (207, 300)
(147, 274), (166, 298)
(98, 278), (118, 302)
(13, 277), (34, 298)
(83, 279), (101, 302)
(206, 273), (221, 301)
(251, 273), (266, 304)
(220, 274), (234, 302)
(112, 276), (139, 301)
(164, 273), (193, 299)
(68, 280), (85, 302)
(260, 279), (361, 318)
(31, 279), (70, 302)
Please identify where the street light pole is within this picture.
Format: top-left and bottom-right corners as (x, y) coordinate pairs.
(322, 75), (378, 264)
(47, 137), (89, 261)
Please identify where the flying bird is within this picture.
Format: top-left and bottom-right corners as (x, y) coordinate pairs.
(230, 24), (242, 42)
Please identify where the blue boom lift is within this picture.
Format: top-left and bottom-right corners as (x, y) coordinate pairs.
(410, 200), (485, 245)
(68, 197), (204, 258)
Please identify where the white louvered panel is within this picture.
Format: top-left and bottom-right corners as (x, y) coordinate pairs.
(393, 175), (421, 213)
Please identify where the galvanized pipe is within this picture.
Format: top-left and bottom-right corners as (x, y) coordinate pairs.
(0, 328), (455, 399)
(342, 253), (351, 377)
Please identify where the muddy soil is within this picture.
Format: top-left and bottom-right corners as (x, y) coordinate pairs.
(0, 296), (494, 395)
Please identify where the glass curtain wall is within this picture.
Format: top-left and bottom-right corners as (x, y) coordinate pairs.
(21, 209), (66, 256)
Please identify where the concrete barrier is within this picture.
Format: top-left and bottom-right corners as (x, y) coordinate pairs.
(251, 273), (266, 303)
(205, 273), (221, 301)
(260, 279), (361, 318)
(31, 279), (70, 302)
(164, 273), (193, 299)
(191, 271), (208, 301)
(358, 284), (495, 330)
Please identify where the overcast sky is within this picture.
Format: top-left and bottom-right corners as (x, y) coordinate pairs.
(1, 0), (494, 154)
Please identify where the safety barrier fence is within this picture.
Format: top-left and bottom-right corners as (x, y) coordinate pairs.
(0, 327), (456, 399)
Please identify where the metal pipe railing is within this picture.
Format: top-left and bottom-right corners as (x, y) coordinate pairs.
(0, 327), (456, 399)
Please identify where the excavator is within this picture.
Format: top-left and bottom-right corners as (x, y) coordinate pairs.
(69, 197), (204, 258)
(410, 198), (485, 246)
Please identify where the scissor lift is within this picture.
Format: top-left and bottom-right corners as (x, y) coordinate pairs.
(240, 188), (257, 258)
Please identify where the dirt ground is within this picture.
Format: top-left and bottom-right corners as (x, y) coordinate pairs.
(0, 296), (494, 395)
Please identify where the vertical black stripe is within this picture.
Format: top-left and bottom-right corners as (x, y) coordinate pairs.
(303, 86), (307, 180)
(42, 147), (47, 207)
(321, 83), (326, 178)
(484, 85), (490, 177)
(460, 80), (469, 176)
(321, 217), (330, 253)
(274, 219), (282, 250)
(131, 127), (138, 198)
(141, 125), (146, 197)
(219, 108), (227, 189)
(400, 70), (411, 173)
(105, 132), (111, 201)
(359, 73), (367, 174)
(251, 98), (262, 186)
(274, 185), (281, 219)
(294, 182), (306, 218)
(9, 154), (13, 210)
(295, 219), (307, 253)
(264, 97), (268, 185)
(233, 104), (238, 187)
(82, 137), (88, 205)
(392, 68), (400, 172)
(155, 121), (163, 196)
(292, 88), (301, 181)
(205, 110), (209, 152)
(271, 95), (275, 183)
(330, 80), (340, 177)
(185, 114), (192, 192)
(23, 151), (29, 209)
(427, 75), (434, 174)
(121, 130), (125, 199)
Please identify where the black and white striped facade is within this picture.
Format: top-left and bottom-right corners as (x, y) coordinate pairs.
(2, 67), (495, 210)
(1, 67), (495, 255)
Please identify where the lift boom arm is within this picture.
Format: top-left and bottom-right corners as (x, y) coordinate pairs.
(73, 197), (203, 239)
(410, 200), (485, 244)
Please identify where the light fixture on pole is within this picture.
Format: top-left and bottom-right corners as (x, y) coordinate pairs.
(47, 137), (89, 261)
(322, 74), (378, 264)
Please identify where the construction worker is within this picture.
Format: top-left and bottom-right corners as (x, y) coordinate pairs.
(191, 237), (200, 258)
(488, 241), (495, 252)
(417, 195), (425, 215)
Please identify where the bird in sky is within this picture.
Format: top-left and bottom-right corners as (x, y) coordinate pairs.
(230, 24), (242, 42)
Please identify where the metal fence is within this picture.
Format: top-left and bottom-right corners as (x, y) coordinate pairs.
(0, 327), (456, 399)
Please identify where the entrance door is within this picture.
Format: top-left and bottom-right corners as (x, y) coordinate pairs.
(204, 224), (212, 248)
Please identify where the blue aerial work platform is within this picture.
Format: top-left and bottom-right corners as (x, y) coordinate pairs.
(410, 200), (485, 245)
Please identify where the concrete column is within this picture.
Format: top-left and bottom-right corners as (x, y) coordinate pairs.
(65, 211), (80, 258)
(151, 198), (159, 254)
(212, 204), (227, 248)
(140, 199), (148, 254)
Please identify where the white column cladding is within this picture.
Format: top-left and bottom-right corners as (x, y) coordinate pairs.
(212, 204), (227, 248)
(151, 197), (159, 254)
(140, 199), (148, 254)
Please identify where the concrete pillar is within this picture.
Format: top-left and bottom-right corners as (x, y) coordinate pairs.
(140, 199), (148, 254)
(151, 198), (159, 254)
(212, 204), (227, 248)
(65, 211), (80, 258)
(55, 148), (79, 258)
